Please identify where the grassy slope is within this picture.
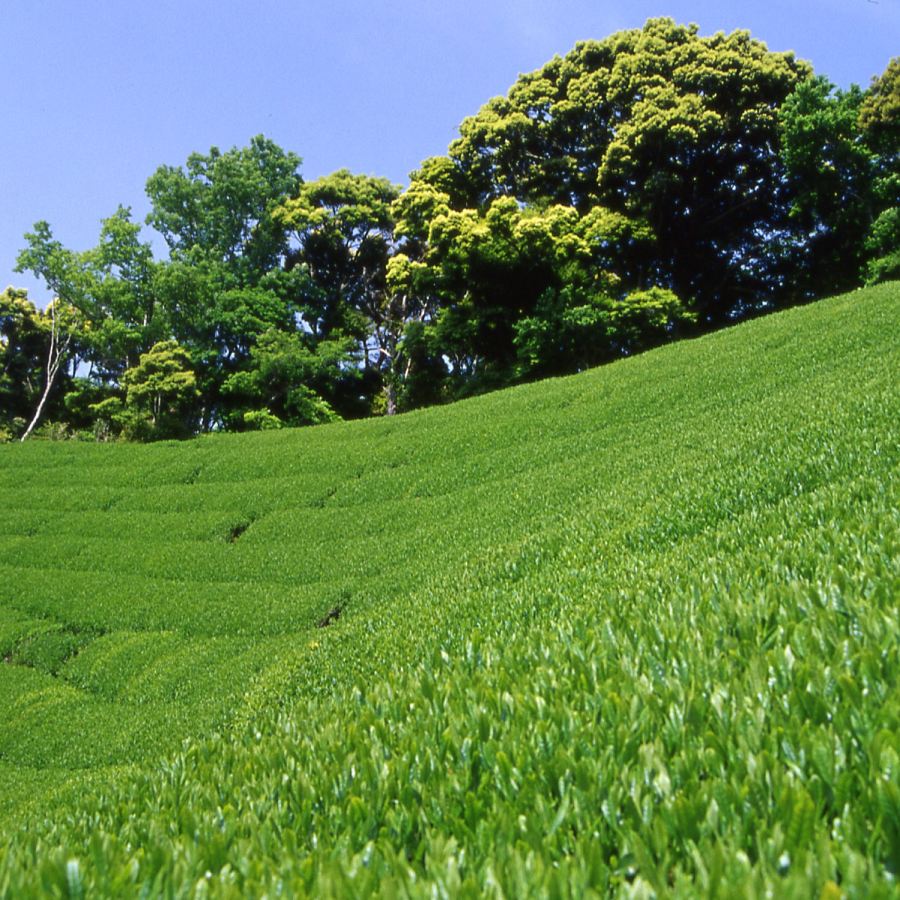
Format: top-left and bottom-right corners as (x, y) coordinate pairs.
(0, 283), (898, 896)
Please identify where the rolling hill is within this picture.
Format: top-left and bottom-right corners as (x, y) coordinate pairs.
(0, 282), (898, 897)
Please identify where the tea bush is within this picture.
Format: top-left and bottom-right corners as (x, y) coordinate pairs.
(0, 283), (897, 896)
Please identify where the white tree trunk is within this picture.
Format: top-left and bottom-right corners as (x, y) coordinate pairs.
(20, 302), (71, 442)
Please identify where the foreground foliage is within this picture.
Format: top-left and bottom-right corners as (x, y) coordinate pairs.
(0, 283), (898, 896)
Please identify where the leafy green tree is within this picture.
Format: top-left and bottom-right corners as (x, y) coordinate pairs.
(221, 329), (350, 429)
(424, 198), (592, 389)
(859, 57), (900, 158)
(515, 286), (691, 378)
(274, 170), (400, 414)
(15, 222), (91, 310)
(859, 58), (900, 284)
(779, 79), (877, 296)
(419, 18), (811, 322)
(392, 189), (691, 395)
(60, 378), (120, 438)
(146, 135), (301, 278)
(276, 170), (399, 340)
(379, 181), (459, 412)
(15, 211), (172, 439)
(780, 58), (899, 294)
(862, 207), (900, 285)
(13, 138), (350, 437)
(93, 340), (198, 440)
(0, 276), (86, 440)
(80, 207), (165, 376)
(382, 256), (445, 412)
(16, 210), (163, 387)
(18, 299), (85, 441)
(144, 136), (306, 428)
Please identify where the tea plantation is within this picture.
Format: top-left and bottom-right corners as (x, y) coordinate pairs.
(0, 283), (898, 897)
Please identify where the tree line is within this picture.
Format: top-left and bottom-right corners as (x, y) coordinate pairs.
(3, 19), (897, 441)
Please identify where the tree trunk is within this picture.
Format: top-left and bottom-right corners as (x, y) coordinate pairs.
(19, 377), (56, 441)
(385, 380), (398, 416)
(20, 303), (70, 442)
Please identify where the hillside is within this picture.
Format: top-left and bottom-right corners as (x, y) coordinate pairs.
(0, 282), (898, 896)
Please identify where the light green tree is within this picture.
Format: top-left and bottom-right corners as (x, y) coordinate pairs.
(93, 340), (198, 441)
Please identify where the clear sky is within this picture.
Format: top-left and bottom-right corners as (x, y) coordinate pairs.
(3, 0), (898, 305)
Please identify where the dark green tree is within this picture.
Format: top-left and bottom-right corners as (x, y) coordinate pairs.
(780, 58), (899, 294)
(779, 79), (877, 297)
(417, 18), (811, 322)
(388, 190), (692, 395)
(274, 170), (400, 415)
(859, 58), (900, 284)
(221, 329), (353, 429)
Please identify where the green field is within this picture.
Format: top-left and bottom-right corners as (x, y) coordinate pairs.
(0, 283), (898, 897)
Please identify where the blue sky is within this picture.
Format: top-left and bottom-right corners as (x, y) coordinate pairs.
(3, 0), (898, 305)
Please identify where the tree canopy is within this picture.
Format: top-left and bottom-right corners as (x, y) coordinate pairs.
(5, 21), (896, 441)
(423, 19), (812, 323)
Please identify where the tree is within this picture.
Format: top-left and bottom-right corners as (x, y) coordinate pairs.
(11, 138), (348, 438)
(514, 286), (691, 378)
(13, 226), (93, 439)
(418, 18), (811, 322)
(221, 329), (351, 429)
(146, 135), (302, 278)
(859, 58), (900, 284)
(274, 170), (401, 414)
(144, 136), (306, 429)
(17, 299), (83, 441)
(0, 289), (70, 438)
(780, 58), (899, 294)
(424, 198), (593, 388)
(858, 57), (900, 158)
(15, 210), (162, 394)
(378, 181), (460, 412)
(382, 252), (444, 412)
(92, 340), (199, 441)
(386, 186), (691, 395)
(779, 79), (877, 297)
(80, 207), (165, 378)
